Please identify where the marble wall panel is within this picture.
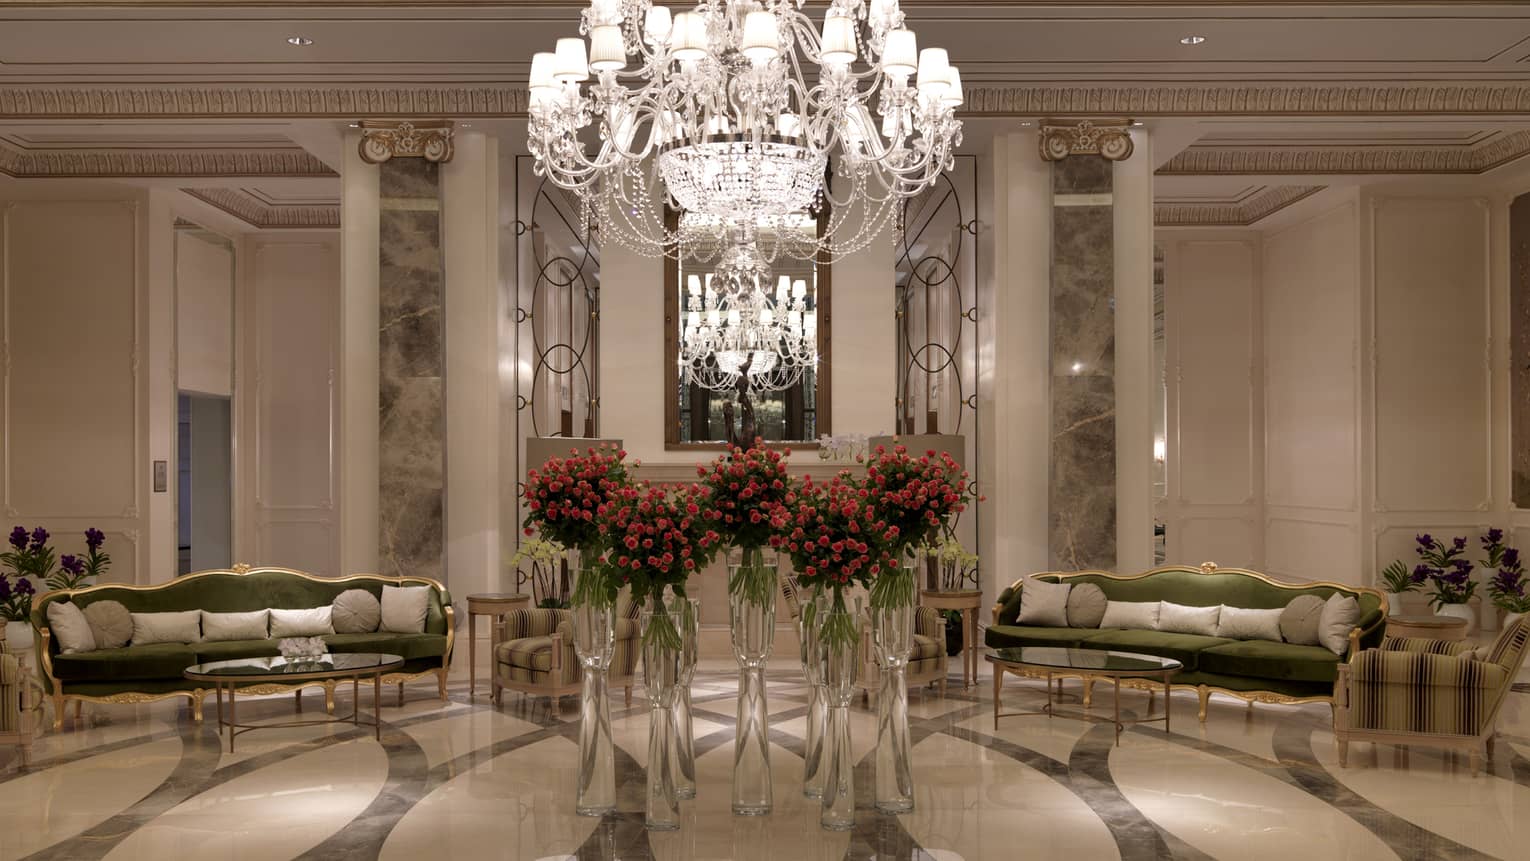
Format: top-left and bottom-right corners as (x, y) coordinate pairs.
(379, 158), (445, 582)
(1050, 155), (1116, 570)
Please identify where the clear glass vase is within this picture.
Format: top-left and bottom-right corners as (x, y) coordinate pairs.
(670, 596), (700, 800)
(816, 594), (861, 832)
(729, 546), (777, 816)
(570, 552), (616, 818)
(872, 566), (917, 814)
(641, 592), (684, 831)
(797, 587), (828, 800)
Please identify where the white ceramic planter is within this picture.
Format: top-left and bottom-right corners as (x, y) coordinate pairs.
(3, 620), (32, 651)
(1434, 603), (1477, 637)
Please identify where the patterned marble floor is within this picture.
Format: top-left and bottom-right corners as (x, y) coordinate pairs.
(2, 651), (1528, 861)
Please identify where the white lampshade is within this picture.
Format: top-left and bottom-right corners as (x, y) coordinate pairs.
(792, 279), (807, 299)
(645, 6), (673, 43)
(553, 37), (590, 82)
(707, 308), (721, 328)
(776, 275), (790, 300)
(589, 25), (626, 72)
(942, 65), (964, 106)
(727, 308), (742, 327)
(688, 274), (702, 296)
(917, 48), (949, 95)
(820, 14), (856, 66)
(882, 28), (917, 77)
(777, 113), (801, 139)
(529, 51), (559, 93)
(672, 12), (708, 62)
(760, 307), (775, 326)
(687, 310), (700, 328)
(741, 10), (780, 64)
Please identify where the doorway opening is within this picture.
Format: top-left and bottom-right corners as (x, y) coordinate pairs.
(178, 393), (232, 575)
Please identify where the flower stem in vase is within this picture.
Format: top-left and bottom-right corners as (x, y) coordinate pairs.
(799, 589), (828, 800)
(872, 564), (916, 814)
(570, 560), (616, 817)
(671, 596), (700, 800)
(642, 595), (683, 831)
(818, 592), (860, 831)
(729, 546), (776, 816)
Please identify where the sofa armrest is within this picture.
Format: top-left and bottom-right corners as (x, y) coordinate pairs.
(1351, 648), (1508, 689)
(915, 606), (944, 639)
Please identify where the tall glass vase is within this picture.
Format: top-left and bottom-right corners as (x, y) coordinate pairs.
(670, 596), (700, 800)
(797, 587), (828, 800)
(816, 594), (861, 832)
(569, 551), (616, 818)
(871, 564), (917, 814)
(729, 546), (776, 815)
(641, 592), (684, 831)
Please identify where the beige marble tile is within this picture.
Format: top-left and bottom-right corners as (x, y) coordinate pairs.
(400, 708), (543, 769)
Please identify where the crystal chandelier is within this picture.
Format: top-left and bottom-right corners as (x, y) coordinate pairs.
(678, 238), (818, 392)
(527, 0), (964, 263)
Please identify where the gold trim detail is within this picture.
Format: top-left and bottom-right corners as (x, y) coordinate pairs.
(1038, 119), (1134, 162)
(182, 188), (339, 230)
(359, 120), (454, 164)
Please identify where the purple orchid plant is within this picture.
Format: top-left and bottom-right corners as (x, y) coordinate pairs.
(0, 525), (111, 621)
(1413, 533), (1477, 609)
(1482, 528), (1530, 614)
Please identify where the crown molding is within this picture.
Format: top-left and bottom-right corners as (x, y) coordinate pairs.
(1159, 129), (1530, 175)
(2, 84), (1530, 120)
(182, 187), (339, 230)
(0, 137), (336, 178)
(359, 120), (454, 164)
(1155, 185), (1326, 227)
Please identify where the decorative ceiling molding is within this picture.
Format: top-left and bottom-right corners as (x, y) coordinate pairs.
(1155, 185), (1326, 227)
(358, 120), (454, 164)
(1038, 119), (1134, 161)
(182, 187), (339, 230)
(2, 84), (1530, 120)
(1159, 128), (1530, 175)
(0, 137), (336, 178)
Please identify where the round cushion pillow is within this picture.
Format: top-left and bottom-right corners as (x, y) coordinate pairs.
(81, 599), (133, 649)
(1279, 594), (1326, 646)
(1066, 583), (1108, 628)
(332, 588), (382, 634)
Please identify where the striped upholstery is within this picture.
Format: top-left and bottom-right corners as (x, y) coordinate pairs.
(1347, 617), (1525, 736)
(493, 599), (641, 696)
(856, 604), (950, 695)
(0, 649), (17, 733)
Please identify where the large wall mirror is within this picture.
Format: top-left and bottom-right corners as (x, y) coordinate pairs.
(664, 211), (831, 448)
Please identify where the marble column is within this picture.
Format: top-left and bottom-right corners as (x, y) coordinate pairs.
(1511, 192), (1530, 506)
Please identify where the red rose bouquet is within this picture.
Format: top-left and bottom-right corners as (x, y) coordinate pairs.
(860, 444), (980, 609)
(769, 474), (901, 648)
(597, 482), (722, 646)
(520, 445), (635, 607)
(699, 442), (798, 607)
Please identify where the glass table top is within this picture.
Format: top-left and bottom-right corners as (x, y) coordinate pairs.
(184, 653), (404, 678)
(986, 647), (1182, 674)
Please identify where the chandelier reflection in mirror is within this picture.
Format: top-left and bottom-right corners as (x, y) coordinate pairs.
(678, 231), (818, 393)
(527, 0), (965, 263)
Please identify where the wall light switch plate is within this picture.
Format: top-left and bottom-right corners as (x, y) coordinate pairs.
(153, 460), (168, 493)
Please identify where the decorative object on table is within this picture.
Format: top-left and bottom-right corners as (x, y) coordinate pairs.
(1335, 615), (1528, 776)
(0, 574), (36, 650)
(771, 473), (900, 830)
(702, 443), (797, 815)
(670, 596), (700, 800)
(1414, 534), (1478, 633)
(597, 481), (721, 831)
(1480, 529), (1528, 631)
(521, 444), (635, 818)
(508, 537), (570, 609)
(527, 0), (963, 260)
(3, 526), (110, 648)
(860, 443), (979, 814)
(1377, 557), (1426, 615)
(277, 636), (329, 660)
(817, 433), (869, 464)
(917, 537), (980, 594)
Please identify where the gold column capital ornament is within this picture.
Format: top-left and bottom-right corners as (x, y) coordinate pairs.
(358, 120), (455, 164)
(1038, 119), (1134, 162)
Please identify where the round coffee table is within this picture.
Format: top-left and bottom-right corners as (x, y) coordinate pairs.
(1386, 614), (1469, 641)
(184, 653), (404, 752)
(987, 646), (1182, 745)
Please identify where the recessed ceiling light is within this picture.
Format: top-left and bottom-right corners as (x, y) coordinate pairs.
(460, 122), (473, 128)
(1180, 35), (1206, 45)
(287, 36), (313, 46)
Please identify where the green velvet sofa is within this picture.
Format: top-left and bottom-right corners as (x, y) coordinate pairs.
(986, 563), (1387, 720)
(30, 566), (454, 730)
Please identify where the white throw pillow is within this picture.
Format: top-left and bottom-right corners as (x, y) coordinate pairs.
(1017, 579), (1072, 627)
(130, 610), (202, 645)
(380, 585), (431, 634)
(1214, 606), (1283, 642)
(1098, 600), (1161, 631)
(201, 610), (270, 643)
(46, 601), (96, 654)
(1157, 601), (1221, 637)
(270, 606), (335, 638)
(1317, 593), (1361, 656)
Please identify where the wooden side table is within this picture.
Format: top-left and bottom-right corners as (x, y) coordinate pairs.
(1386, 614), (1469, 641)
(920, 589), (983, 688)
(467, 593), (531, 697)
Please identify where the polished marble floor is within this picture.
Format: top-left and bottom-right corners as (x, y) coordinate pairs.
(2, 646), (1528, 861)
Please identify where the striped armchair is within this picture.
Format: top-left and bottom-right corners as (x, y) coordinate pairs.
(491, 592), (642, 706)
(1335, 615), (1527, 776)
(856, 606), (950, 702)
(1, 642), (39, 769)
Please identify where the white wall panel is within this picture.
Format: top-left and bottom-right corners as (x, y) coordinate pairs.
(1371, 197), (1490, 513)
(175, 230), (234, 397)
(1176, 517), (1257, 569)
(1266, 517), (1358, 583)
(1264, 203), (1360, 513)
(1176, 240), (1256, 506)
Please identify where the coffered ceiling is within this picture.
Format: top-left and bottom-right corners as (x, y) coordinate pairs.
(0, 1), (1527, 230)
